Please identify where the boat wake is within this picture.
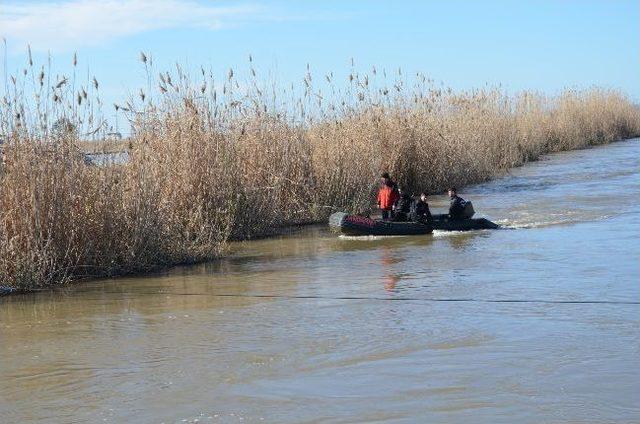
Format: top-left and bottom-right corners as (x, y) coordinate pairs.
(495, 213), (613, 229)
(338, 234), (413, 241)
(431, 230), (478, 238)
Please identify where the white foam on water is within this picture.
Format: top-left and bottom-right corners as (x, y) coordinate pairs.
(339, 230), (497, 240)
(431, 230), (468, 238)
(338, 234), (407, 241)
(494, 219), (568, 229)
(431, 229), (494, 238)
(496, 213), (614, 229)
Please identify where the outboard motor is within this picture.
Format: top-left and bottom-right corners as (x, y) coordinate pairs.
(462, 201), (475, 219)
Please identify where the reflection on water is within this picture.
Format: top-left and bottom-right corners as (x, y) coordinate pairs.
(379, 247), (403, 292)
(1, 140), (639, 423)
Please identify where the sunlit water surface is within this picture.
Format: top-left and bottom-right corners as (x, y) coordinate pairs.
(1, 140), (639, 423)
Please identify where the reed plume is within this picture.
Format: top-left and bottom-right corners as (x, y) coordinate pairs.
(1, 54), (639, 290)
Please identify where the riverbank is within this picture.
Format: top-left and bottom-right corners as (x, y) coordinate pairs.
(2, 139), (639, 422)
(1, 58), (639, 291)
(2, 136), (637, 295)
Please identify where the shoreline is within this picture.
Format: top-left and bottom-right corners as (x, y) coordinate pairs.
(3, 72), (639, 293)
(2, 137), (637, 298)
(0, 219), (322, 298)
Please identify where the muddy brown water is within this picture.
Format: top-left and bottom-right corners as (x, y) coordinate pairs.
(1, 140), (639, 423)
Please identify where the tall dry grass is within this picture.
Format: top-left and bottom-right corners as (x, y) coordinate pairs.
(1, 53), (639, 290)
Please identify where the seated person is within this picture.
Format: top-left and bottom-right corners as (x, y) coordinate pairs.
(393, 186), (413, 222)
(448, 187), (467, 219)
(411, 192), (433, 225)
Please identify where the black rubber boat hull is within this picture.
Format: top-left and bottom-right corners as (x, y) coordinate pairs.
(329, 212), (500, 236)
(329, 212), (432, 236)
(431, 215), (500, 231)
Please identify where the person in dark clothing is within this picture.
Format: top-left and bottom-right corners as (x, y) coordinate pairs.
(393, 186), (412, 222)
(411, 192), (433, 225)
(448, 187), (466, 219)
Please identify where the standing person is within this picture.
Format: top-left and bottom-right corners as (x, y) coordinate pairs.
(380, 172), (398, 189)
(448, 187), (467, 219)
(411, 192), (433, 225)
(377, 173), (400, 221)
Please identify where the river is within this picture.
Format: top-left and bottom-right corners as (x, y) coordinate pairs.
(1, 139), (638, 423)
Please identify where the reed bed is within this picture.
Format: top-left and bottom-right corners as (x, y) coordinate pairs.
(1, 53), (639, 290)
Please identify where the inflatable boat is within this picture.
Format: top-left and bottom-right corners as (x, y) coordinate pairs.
(329, 212), (432, 236)
(329, 212), (499, 236)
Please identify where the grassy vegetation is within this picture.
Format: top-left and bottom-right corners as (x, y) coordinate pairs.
(1, 53), (639, 290)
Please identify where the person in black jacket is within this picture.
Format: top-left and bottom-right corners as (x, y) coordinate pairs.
(411, 192), (433, 225)
(393, 186), (413, 222)
(448, 187), (466, 219)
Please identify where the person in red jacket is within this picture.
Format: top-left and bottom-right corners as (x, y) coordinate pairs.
(377, 173), (400, 220)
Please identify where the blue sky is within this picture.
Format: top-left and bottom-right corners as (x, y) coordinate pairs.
(2, 0), (639, 115)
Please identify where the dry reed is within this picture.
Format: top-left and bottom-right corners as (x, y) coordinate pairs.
(1, 53), (639, 290)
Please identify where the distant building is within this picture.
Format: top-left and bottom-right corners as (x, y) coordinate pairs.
(106, 132), (123, 141)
